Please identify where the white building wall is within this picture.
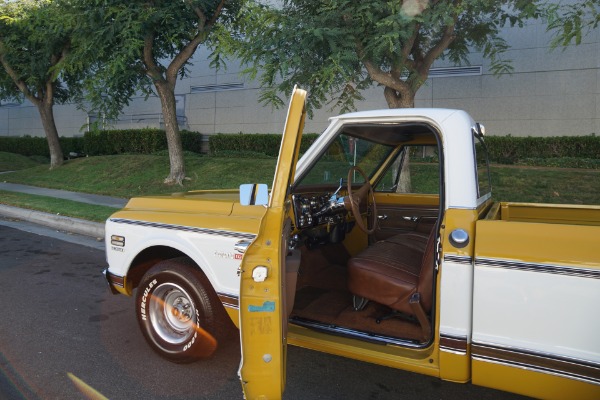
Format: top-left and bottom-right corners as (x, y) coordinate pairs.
(424, 16), (599, 137)
(1, 9), (598, 139)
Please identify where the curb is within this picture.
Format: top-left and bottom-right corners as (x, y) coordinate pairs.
(0, 204), (104, 239)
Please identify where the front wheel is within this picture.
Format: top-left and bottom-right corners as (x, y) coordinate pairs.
(136, 257), (222, 363)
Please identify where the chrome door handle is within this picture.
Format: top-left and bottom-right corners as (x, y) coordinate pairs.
(402, 216), (420, 222)
(378, 214), (388, 221)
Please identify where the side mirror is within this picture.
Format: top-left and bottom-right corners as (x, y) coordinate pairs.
(239, 184), (269, 206)
(472, 123), (486, 138)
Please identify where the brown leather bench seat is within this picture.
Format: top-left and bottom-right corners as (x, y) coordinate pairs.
(347, 230), (435, 339)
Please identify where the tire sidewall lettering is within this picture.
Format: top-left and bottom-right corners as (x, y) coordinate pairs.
(182, 308), (201, 352)
(135, 259), (219, 362)
(138, 274), (203, 353)
(140, 278), (158, 321)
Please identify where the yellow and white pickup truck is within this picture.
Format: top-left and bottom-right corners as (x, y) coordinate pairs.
(103, 88), (600, 399)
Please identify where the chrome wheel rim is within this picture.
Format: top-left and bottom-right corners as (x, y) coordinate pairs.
(149, 282), (196, 345)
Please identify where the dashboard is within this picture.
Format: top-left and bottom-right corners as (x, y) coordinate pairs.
(291, 192), (347, 230)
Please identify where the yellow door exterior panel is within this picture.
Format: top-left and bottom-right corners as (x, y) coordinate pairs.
(238, 87), (307, 399)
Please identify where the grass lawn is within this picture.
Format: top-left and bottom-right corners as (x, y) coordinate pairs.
(490, 166), (600, 205)
(0, 153), (598, 222)
(0, 190), (116, 222)
(1, 153), (277, 198)
(0, 151), (46, 171)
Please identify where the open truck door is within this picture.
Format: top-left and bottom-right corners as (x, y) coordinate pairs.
(238, 87), (307, 399)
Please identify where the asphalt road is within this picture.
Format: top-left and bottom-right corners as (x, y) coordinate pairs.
(0, 223), (529, 400)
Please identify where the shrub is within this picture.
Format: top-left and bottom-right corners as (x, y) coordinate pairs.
(515, 157), (600, 169)
(2, 132), (597, 166)
(0, 136), (84, 158)
(83, 128), (202, 155)
(180, 129), (204, 154)
(0, 129), (202, 157)
(484, 135), (600, 164)
(209, 133), (320, 157)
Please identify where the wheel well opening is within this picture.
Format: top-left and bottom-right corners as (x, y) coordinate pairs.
(128, 246), (187, 290)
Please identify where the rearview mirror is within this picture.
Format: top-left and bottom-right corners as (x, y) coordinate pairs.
(239, 184), (269, 206)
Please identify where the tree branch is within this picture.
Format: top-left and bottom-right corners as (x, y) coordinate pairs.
(421, 22), (457, 74)
(356, 40), (408, 94)
(166, 28), (208, 85)
(143, 33), (164, 83)
(166, 0), (226, 85)
(185, 0), (207, 27)
(0, 41), (40, 105)
(400, 23), (420, 71)
(205, 0), (225, 31)
(362, 57), (411, 95)
(184, 0), (224, 30)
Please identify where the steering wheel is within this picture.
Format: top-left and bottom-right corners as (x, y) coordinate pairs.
(346, 166), (377, 235)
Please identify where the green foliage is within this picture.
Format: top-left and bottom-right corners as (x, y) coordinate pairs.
(70, 0), (243, 120)
(83, 129), (202, 156)
(209, 133), (600, 168)
(0, 0), (83, 105)
(66, 0), (243, 182)
(546, 0), (600, 48)
(1, 129), (202, 157)
(209, 133), (319, 157)
(483, 135), (600, 164)
(0, 0), (95, 166)
(235, 0), (542, 112)
(0, 136), (83, 157)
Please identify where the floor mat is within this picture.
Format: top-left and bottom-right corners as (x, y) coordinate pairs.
(301, 290), (350, 318)
(291, 287), (424, 342)
(291, 245), (427, 343)
(294, 286), (329, 311)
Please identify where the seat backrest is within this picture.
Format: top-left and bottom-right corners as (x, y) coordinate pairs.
(416, 230), (436, 313)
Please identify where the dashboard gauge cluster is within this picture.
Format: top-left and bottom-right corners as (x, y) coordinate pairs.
(292, 193), (346, 229)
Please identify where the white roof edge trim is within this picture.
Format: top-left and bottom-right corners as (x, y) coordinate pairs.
(327, 108), (462, 124)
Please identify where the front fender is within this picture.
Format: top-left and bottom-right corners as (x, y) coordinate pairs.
(105, 218), (256, 298)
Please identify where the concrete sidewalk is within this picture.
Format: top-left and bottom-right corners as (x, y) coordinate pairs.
(0, 182), (128, 239)
(0, 182), (128, 208)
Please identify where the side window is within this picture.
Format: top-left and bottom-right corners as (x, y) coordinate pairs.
(376, 145), (439, 194)
(474, 135), (492, 199)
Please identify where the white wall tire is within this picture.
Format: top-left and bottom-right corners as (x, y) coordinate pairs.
(136, 257), (222, 363)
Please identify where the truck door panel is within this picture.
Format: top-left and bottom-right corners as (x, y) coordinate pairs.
(373, 203), (438, 241)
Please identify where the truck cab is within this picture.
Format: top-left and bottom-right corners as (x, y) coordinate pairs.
(237, 88), (600, 399)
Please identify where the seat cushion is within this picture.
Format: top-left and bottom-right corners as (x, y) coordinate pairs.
(384, 231), (429, 251)
(348, 234), (427, 315)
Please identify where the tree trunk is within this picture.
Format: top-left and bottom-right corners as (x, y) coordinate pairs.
(384, 86), (415, 193)
(155, 81), (185, 185)
(37, 101), (64, 169)
(395, 150), (412, 193)
(383, 86), (415, 109)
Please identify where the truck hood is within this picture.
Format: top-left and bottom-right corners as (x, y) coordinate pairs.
(122, 189), (268, 217)
(109, 189), (267, 236)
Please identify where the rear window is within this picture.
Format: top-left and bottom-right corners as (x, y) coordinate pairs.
(474, 129), (492, 200)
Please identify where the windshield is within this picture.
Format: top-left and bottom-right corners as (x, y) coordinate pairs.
(295, 132), (396, 187)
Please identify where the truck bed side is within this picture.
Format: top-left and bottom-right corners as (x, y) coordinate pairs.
(471, 204), (600, 398)
(486, 201), (600, 227)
